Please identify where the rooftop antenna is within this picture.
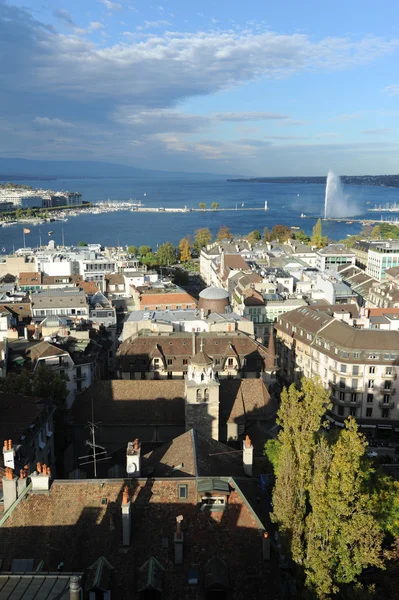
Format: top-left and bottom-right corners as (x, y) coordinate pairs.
(78, 396), (110, 477)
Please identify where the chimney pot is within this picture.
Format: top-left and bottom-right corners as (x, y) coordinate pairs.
(243, 437), (254, 477)
(69, 575), (82, 600)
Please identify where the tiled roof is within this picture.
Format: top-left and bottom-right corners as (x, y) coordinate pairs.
(219, 379), (273, 425)
(143, 429), (245, 477)
(105, 273), (125, 285)
(385, 266), (399, 278)
(29, 341), (68, 361)
(18, 272), (41, 285)
(140, 292), (196, 307)
(69, 380), (186, 425)
(223, 255), (250, 270)
(0, 479), (270, 600)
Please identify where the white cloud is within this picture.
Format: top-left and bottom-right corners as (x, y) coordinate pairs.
(53, 8), (74, 27)
(33, 117), (75, 129)
(214, 111), (289, 121)
(136, 20), (171, 31)
(361, 128), (392, 135)
(88, 22), (104, 31)
(99, 0), (123, 10)
(384, 84), (399, 95)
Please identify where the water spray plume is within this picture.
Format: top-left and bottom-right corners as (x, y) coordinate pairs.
(324, 171), (359, 219)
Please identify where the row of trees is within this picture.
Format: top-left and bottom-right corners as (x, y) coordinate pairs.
(266, 377), (399, 598)
(198, 202), (220, 210)
(126, 221), (326, 267)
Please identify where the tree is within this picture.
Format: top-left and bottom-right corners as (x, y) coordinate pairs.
(247, 229), (261, 244)
(371, 223), (399, 240)
(32, 366), (69, 408)
(294, 229), (311, 244)
(194, 228), (212, 253)
(305, 419), (383, 597)
(311, 218), (328, 248)
(25, 207), (33, 217)
(77, 241), (88, 247)
(127, 245), (138, 256)
(216, 225), (234, 241)
(178, 237), (191, 263)
(263, 227), (270, 242)
(264, 438), (281, 471)
(15, 208), (22, 220)
(139, 245), (152, 257)
(271, 378), (331, 564)
(199, 202), (206, 210)
(157, 241), (177, 266)
(269, 224), (293, 242)
(211, 202), (219, 210)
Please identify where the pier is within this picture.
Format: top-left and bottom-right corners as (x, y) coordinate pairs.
(300, 216), (399, 225)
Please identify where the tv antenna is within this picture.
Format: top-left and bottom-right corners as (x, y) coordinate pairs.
(78, 397), (111, 477)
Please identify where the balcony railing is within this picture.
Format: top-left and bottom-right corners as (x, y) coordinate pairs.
(332, 397), (362, 408)
(379, 400), (394, 409)
(380, 386), (395, 394)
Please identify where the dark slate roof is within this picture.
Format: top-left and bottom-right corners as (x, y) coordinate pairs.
(0, 574), (76, 598)
(69, 380), (186, 425)
(142, 429), (245, 478)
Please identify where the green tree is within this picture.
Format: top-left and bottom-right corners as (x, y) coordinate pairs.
(271, 378), (332, 564)
(194, 228), (213, 253)
(371, 223), (399, 240)
(216, 225), (234, 241)
(211, 202), (219, 210)
(247, 229), (261, 244)
(25, 207), (33, 217)
(269, 224), (293, 242)
(305, 419), (383, 597)
(15, 207), (22, 219)
(264, 438), (281, 471)
(178, 237), (191, 263)
(32, 366), (69, 408)
(199, 202), (207, 210)
(157, 241), (177, 266)
(77, 240), (88, 247)
(294, 229), (311, 244)
(139, 245), (152, 257)
(311, 218), (328, 248)
(127, 245), (138, 256)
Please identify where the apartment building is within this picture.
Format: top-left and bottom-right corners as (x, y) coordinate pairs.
(367, 241), (399, 280)
(30, 288), (89, 320)
(275, 305), (399, 435)
(316, 244), (356, 272)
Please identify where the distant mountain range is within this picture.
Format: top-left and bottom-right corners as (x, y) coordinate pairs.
(0, 158), (230, 180)
(228, 175), (399, 187)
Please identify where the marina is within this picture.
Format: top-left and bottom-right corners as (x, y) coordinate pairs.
(368, 203), (399, 212)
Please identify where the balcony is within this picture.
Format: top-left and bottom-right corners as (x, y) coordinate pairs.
(379, 400), (394, 410)
(380, 386), (395, 394)
(385, 372), (397, 379)
(73, 372), (87, 380)
(332, 397), (362, 408)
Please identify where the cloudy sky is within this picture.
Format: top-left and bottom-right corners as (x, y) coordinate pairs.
(1, 0), (399, 175)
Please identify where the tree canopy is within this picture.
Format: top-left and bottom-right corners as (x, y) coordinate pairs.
(178, 237), (191, 262)
(77, 241), (88, 247)
(157, 241), (177, 266)
(246, 229), (261, 244)
(194, 228), (212, 253)
(216, 225), (234, 241)
(268, 224), (293, 242)
(269, 378), (383, 598)
(139, 245), (152, 257)
(311, 218), (328, 248)
(127, 245), (138, 256)
(211, 202), (219, 210)
(0, 366), (69, 408)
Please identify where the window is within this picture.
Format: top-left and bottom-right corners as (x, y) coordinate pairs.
(368, 380), (374, 389)
(383, 395), (391, 403)
(369, 366), (375, 374)
(351, 393), (357, 403)
(215, 359), (220, 365)
(386, 367), (393, 375)
(368, 354), (379, 360)
(384, 381), (391, 390)
(352, 365), (359, 376)
(339, 378), (346, 389)
(183, 359), (188, 366)
(204, 388), (209, 401)
(350, 407), (357, 416)
(167, 359), (172, 365)
(178, 484), (188, 500)
(352, 379), (358, 390)
(366, 408), (373, 417)
(196, 389), (202, 401)
(382, 409), (389, 418)
(367, 393), (374, 403)
(338, 406), (344, 416)
(228, 358), (234, 367)
(334, 361), (338, 370)
(339, 392), (345, 401)
(353, 353), (359, 359)
(340, 364), (347, 374)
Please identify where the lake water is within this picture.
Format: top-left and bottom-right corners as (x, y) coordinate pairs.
(0, 177), (398, 252)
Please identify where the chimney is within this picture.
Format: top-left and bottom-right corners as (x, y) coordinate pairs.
(174, 515), (184, 564)
(2, 467), (18, 512)
(243, 435), (253, 477)
(31, 462), (51, 492)
(121, 485), (132, 546)
(69, 575), (82, 600)
(3, 439), (15, 470)
(17, 466), (29, 496)
(220, 250), (225, 275)
(262, 531), (271, 561)
(126, 439), (141, 477)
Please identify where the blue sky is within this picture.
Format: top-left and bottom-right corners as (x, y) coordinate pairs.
(1, 0), (399, 175)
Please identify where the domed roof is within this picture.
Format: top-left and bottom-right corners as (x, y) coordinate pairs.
(199, 286), (229, 300)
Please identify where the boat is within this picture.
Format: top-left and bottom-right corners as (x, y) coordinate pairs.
(48, 231), (53, 235)
(3, 221), (17, 227)
(346, 221), (353, 224)
(241, 203), (244, 207)
(291, 226), (300, 230)
(366, 201), (371, 204)
(300, 213), (306, 218)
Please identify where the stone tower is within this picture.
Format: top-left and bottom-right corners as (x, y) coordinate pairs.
(185, 339), (220, 440)
(263, 325), (279, 388)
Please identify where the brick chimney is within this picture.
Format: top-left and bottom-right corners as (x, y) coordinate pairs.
(126, 439), (141, 477)
(17, 465), (29, 496)
(174, 515), (184, 564)
(3, 439), (15, 470)
(121, 485), (132, 546)
(69, 575), (82, 600)
(262, 531), (271, 561)
(243, 435), (253, 477)
(31, 462), (51, 492)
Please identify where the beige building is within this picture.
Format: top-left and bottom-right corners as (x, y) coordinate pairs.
(275, 305), (399, 435)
